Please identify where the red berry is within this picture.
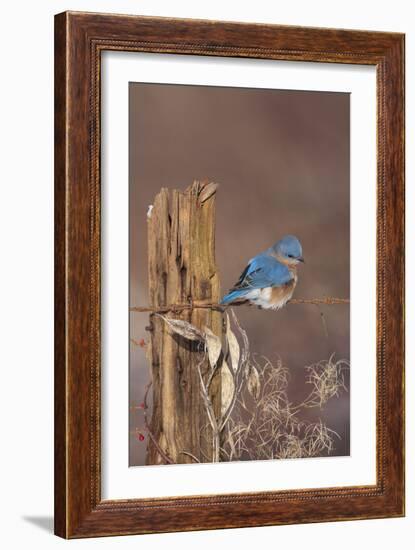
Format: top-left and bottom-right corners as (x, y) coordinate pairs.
(138, 434), (145, 441)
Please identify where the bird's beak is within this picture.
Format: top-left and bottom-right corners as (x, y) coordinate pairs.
(298, 257), (305, 263)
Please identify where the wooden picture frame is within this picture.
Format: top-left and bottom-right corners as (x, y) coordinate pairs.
(54, 11), (405, 538)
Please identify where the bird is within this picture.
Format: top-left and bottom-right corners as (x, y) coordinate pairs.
(220, 235), (304, 310)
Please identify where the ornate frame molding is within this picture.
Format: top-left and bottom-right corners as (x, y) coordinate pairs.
(55, 11), (404, 538)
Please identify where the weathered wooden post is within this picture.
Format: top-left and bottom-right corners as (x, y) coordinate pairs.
(146, 181), (222, 465)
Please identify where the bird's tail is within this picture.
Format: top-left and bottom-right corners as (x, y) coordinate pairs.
(220, 289), (247, 305)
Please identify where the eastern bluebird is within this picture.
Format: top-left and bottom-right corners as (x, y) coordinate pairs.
(221, 235), (304, 310)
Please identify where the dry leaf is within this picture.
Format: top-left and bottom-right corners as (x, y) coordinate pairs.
(230, 308), (249, 366)
(204, 327), (222, 368)
(221, 360), (235, 416)
(247, 365), (261, 400)
(157, 315), (205, 342)
(198, 182), (218, 203)
(225, 313), (240, 373)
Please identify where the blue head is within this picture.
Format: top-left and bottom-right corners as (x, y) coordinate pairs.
(272, 235), (304, 265)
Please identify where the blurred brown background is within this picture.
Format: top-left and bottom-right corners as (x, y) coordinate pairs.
(129, 83), (350, 466)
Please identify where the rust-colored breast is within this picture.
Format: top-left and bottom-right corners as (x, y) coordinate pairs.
(270, 279), (297, 308)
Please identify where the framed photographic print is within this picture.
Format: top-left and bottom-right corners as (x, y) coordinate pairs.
(54, 11), (405, 538)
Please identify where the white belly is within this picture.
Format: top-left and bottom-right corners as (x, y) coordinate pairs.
(245, 285), (294, 310)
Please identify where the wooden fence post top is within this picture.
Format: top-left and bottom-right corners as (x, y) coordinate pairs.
(146, 180), (222, 465)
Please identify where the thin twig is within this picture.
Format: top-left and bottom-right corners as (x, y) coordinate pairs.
(219, 309), (249, 432)
(315, 304), (329, 340)
(196, 359), (220, 462)
(130, 297), (349, 314)
(178, 451), (201, 463)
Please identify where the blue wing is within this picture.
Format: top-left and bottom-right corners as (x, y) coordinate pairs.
(231, 253), (292, 291)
